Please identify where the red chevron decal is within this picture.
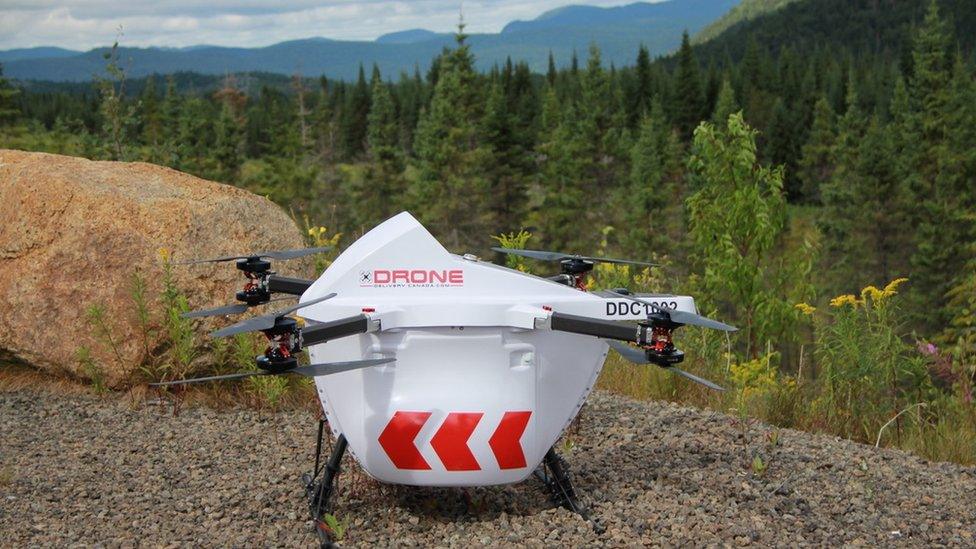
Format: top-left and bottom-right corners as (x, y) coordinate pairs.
(430, 412), (483, 471)
(488, 411), (531, 469)
(378, 411), (431, 470)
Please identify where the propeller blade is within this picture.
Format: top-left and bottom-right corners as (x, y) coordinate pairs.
(492, 247), (657, 267)
(210, 293), (337, 338)
(668, 310), (738, 332)
(149, 357), (394, 387)
(606, 340), (725, 391)
(177, 246), (332, 265)
(607, 340), (650, 364)
(667, 366), (727, 392)
(607, 291), (737, 332)
(181, 296), (297, 319)
(150, 371), (267, 386)
(291, 357), (395, 377)
(182, 303), (249, 318)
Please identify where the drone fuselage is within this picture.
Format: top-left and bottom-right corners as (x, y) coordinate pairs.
(299, 213), (698, 487)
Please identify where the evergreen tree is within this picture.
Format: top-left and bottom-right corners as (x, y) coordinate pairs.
(796, 96), (835, 204)
(673, 31), (705, 139)
(819, 83), (866, 293)
(0, 64), (21, 128)
(710, 78), (738, 125)
(351, 75), (404, 231)
(410, 27), (491, 250)
(906, 1), (960, 329)
(616, 100), (683, 258)
(341, 65), (370, 159)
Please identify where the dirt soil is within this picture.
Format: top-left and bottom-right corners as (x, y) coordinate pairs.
(2, 388), (974, 547)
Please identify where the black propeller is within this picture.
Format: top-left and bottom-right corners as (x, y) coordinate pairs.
(607, 340), (726, 391)
(149, 357), (394, 387)
(607, 290), (737, 332)
(210, 293), (337, 338)
(182, 296), (296, 319)
(177, 246), (332, 265)
(492, 247), (658, 267)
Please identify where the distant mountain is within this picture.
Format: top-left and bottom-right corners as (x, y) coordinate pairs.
(693, 0), (799, 43)
(375, 29), (450, 44)
(0, 47), (80, 63)
(1, 0), (739, 82)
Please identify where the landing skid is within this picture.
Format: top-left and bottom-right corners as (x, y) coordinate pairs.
(303, 423), (604, 547)
(534, 447), (605, 532)
(303, 419), (346, 548)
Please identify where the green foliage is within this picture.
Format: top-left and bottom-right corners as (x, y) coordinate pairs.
(95, 37), (138, 160)
(811, 280), (932, 441)
(321, 513), (347, 541)
(410, 30), (492, 250)
(491, 230), (533, 272)
(694, 0), (801, 44)
(687, 113), (813, 358)
(76, 346), (107, 395)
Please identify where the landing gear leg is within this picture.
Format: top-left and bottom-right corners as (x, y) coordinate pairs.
(533, 447), (604, 532)
(302, 420), (347, 548)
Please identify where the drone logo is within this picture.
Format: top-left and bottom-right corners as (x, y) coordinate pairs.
(360, 268), (464, 288)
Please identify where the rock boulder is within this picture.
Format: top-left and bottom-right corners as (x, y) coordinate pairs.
(0, 150), (314, 385)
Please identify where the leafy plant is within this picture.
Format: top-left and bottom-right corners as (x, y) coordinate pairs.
(321, 513), (346, 541)
(491, 230), (533, 272)
(76, 346), (107, 395)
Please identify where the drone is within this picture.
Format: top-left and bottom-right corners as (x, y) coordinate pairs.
(157, 212), (736, 546)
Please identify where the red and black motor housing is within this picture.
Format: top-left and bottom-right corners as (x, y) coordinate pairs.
(639, 313), (685, 367)
(257, 316), (302, 372)
(236, 257), (273, 305)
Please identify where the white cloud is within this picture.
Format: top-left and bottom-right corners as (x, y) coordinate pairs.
(0, 0), (642, 50)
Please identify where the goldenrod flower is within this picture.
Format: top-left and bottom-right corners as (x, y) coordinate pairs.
(860, 285), (884, 303)
(794, 302), (816, 316)
(829, 294), (859, 308)
(882, 277), (909, 297)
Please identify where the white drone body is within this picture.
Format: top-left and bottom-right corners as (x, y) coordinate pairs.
(300, 212), (698, 487)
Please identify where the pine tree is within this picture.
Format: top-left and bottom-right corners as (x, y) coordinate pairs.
(351, 75), (404, 231)
(673, 31), (705, 139)
(710, 78), (738, 125)
(341, 65), (370, 159)
(906, 1), (960, 330)
(616, 100), (683, 258)
(628, 45), (653, 126)
(796, 96), (835, 204)
(213, 101), (245, 182)
(410, 27), (491, 250)
(819, 83), (866, 293)
(139, 75), (162, 157)
(0, 64), (21, 128)
(547, 51), (557, 87)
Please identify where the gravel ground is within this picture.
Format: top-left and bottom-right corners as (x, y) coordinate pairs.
(2, 389), (975, 547)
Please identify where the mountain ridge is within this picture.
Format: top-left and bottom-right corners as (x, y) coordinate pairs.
(0, 0), (739, 82)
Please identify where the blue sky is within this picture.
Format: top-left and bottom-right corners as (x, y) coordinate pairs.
(0, 1), (645, 51)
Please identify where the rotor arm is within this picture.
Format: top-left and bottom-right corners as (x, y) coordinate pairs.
(542, 312), (647, 345)
(267, 275), (313, 296)
(302, 314), (379, 346)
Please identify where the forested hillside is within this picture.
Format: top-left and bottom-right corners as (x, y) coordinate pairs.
(693, 0), (799, 43)
(1, 0), (975, 463)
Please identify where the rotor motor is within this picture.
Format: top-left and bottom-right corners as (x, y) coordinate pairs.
(236, 257), (274, 305)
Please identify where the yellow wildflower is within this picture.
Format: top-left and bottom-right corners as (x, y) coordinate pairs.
(882, 277), (909, 297)
(794, 302), (817, 316)
(829, 294), (859, 308)
(158, 247), (171, 263)
(860, 285), (884, 303)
